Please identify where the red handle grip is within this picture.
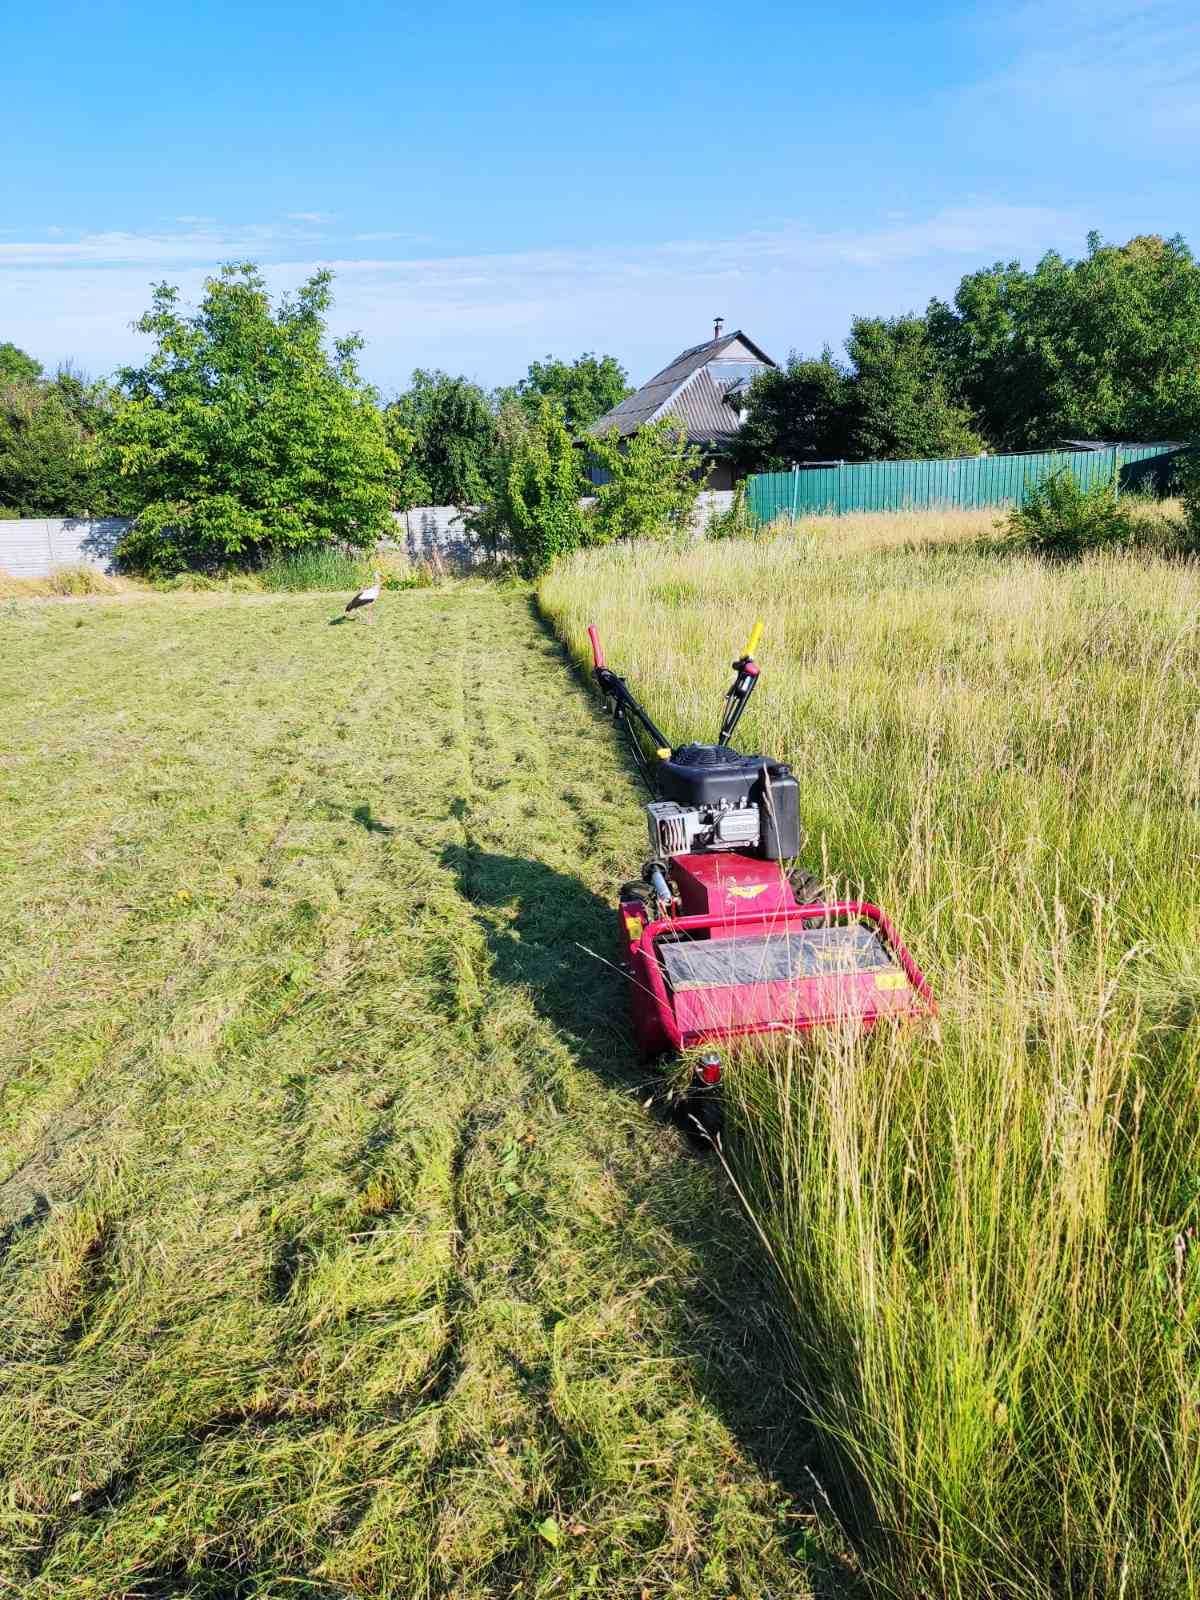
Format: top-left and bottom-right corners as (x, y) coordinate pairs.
(587, 624), (605, 669)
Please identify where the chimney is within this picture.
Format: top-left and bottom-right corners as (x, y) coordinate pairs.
(713, 316), (724, 340)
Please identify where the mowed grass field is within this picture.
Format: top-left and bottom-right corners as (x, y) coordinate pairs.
(0, 588), (840, 1598)
(540, 510), (1200, 1599)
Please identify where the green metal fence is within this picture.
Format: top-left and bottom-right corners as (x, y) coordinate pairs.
(746, 443), (1187, 523)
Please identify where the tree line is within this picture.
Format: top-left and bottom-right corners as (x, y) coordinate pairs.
(734, 233), (1200, 468)
(2, 232), (1198, 575)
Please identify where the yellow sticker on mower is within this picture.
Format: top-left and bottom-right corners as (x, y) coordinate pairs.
(875, 970), (909, 991)
(624, 915), (644, 940)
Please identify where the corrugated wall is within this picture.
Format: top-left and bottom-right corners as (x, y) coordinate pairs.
(2, 495), (740, 579)
(0, 518), (127, 578)
(746, 444), (1187, 523)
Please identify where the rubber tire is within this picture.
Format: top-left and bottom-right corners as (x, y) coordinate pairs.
(618, 880), (653, 904)
(675, 1092), (723, 1148)
(789, 868), (825, 905)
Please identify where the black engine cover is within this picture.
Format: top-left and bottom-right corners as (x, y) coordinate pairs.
(657, 744), (764, 807)
(657, 744), (802, 860)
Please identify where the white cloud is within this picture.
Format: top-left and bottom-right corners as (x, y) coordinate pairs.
(0, 201), (1093, 387)
(0, 220), (334, 268)
(287, 211), (335, 225)
(963, 0), (1200, 149)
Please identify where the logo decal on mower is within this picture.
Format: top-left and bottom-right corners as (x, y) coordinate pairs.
(727, 882), (769, 900)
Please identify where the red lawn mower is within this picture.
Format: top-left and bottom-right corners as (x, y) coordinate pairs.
(588, 621), (933, 1134)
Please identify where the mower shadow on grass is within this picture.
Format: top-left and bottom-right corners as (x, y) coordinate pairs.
(440, 840), (857, 1593)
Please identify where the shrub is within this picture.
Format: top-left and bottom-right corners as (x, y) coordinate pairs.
(1178, 447), (1200, 547)
(1002, 469), (1140, 557)
(589, 419), (703, 545)
(706, 483), (757, 540)
(476, 398), (588, 577)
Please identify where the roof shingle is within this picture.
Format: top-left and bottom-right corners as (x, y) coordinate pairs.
(586, 330), (775, 448)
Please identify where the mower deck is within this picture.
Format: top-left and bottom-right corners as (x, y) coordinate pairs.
(619, 859), (933, 1058)
(586, 619), (934, 1069)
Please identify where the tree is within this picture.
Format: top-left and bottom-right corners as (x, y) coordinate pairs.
(503, 352), (631, 435)
(730, 349), (858, 471)
(482, 397), (589, 576)
(0, 343), (43, 385)
(846, 314), (984, 460)
(589, 420), (703, 543)
(107, 264), (395, 574)
(385, 370), (496, 508)
(0, 367), (114, 516)
(928, 234), (1200, 448)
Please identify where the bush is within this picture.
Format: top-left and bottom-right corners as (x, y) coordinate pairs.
(1178, 447), (1200, 546)
(1002, 469), (1140, 557)
(476, 398), (588, 577)
(706, 483), (757, 540)
(589, 419), (703, 545)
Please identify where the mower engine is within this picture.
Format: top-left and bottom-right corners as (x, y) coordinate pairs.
(588, 621), (933, 1115)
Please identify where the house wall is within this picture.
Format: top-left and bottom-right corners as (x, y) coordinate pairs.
(584, 450), (734, 492)
(718, 336), (764, 362)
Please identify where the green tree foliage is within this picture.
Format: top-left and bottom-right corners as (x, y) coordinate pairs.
(107, 264), (395, 575)
(731, 349), (857, 470)
(0, 367), (114, 516)
(0, 342), (43, 385)
(484, 398), (589, 576)
(385, 370), (496, 507)
(929, 233), (1200, 448)
(1178, 449), (1200, 548)
(847, 315), (984, 460)
(589, 419), (702, 544)
(502, 352), (632, 435)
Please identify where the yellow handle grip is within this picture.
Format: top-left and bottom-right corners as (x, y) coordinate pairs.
(744, 619), (763, 658)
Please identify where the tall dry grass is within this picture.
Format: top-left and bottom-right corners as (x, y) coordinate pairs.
(0, 563), (134, 598)
(540, 514), (1200, 1598)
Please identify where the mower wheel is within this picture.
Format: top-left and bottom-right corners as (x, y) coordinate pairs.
(789, 868), (825, 905)
(618, 880), (653, 905)
(675, 1093), (723, 1147)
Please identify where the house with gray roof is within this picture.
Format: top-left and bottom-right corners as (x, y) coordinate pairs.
(585, 320), (776, 490)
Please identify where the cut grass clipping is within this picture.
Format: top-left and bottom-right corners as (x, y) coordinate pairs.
(539, 509), (1200, 1600)
(0, 585), (837, 1598)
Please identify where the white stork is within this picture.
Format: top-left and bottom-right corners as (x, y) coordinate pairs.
(345, 571), (382, 623)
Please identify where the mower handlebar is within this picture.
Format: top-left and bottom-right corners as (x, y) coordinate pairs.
(587, 624), (606, 670)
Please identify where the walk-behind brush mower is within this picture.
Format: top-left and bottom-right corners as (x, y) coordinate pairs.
(588, 621), (933, 1134)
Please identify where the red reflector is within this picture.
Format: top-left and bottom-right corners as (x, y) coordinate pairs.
(698, 1059), (722, 1085)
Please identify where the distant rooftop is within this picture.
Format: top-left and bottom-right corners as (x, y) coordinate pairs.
(587, 328), (776, 450)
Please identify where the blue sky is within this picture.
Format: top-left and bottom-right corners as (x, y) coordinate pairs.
(3, 0), (1197, 393)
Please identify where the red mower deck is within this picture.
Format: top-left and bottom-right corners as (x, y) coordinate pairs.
(588, 620), (934, 1116)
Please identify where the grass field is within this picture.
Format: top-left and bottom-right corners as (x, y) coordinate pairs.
(540, 511), (1200, 1599)
(0, 586), (841, 1598)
